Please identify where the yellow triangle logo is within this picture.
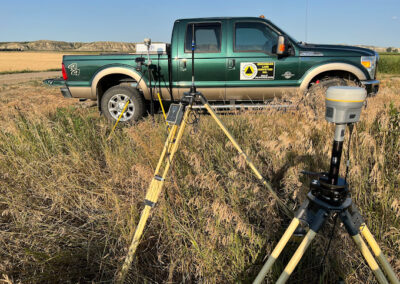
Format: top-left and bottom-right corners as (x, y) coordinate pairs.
(245, 66), (254, 75)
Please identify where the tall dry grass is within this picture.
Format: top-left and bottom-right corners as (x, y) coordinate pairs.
(0, 79), (399, 283)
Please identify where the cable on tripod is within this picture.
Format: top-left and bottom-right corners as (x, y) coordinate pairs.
(344, 123), (354, 183)
(319, 213), (338, 277)
(187, 109), (200, 124)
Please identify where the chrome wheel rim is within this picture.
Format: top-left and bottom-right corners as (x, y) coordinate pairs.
(108, 94), (135, 121)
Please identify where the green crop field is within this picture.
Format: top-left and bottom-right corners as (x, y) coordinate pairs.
(378, 53), (400, 74)
(0, 77), (399, 283)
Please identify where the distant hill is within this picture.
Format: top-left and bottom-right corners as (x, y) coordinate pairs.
(356, 45), (399, 53)
(0, 40), (136, 52)
(0, 40), (398, 54)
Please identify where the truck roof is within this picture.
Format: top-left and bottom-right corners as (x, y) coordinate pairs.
(175, 16), (270, 22)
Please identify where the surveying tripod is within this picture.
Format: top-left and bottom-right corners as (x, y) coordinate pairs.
(115, 87), (292, 283)
(253, 104), (399, 283)
(115, 23), (294, 283)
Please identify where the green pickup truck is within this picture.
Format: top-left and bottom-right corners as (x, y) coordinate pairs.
(44, 16), (379, 123)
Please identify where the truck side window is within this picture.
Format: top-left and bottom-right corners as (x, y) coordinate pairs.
(185, 23), (221, 53)
(235, 22), (278, 53)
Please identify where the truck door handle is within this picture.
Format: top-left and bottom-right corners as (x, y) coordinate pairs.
(228, 59), (235, 69)
(181, 59), (187, 70)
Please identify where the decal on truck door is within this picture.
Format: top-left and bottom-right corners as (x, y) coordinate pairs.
(240, 62), (275, 80)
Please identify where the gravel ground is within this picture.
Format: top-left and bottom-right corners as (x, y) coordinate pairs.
(0, 71), (61, 84)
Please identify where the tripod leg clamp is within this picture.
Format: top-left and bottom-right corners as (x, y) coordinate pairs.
(144, 175), (165, 208)
(144, 199), (156, 208)
(340, 204), (364, 236)
(199, 93), (207, 104)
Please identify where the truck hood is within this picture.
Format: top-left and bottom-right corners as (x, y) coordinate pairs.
(298, 43), (376, 57)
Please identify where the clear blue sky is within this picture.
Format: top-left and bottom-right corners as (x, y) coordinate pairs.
(1, 0), (399, 47)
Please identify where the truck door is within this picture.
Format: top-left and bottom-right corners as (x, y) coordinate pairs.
(176, 21), (226, 100)
(226, 19), (300, 101)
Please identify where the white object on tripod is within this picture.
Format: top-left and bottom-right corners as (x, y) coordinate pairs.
(325, 86), (367, 124)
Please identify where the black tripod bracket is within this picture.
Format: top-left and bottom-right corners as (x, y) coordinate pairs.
(295, 177), (364, 236)
(166, 91), (204, 126)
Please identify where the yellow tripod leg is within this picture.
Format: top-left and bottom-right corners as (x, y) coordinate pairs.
(253, 218), (300, 284)
(107, 100), (130, 141)
(157, 92), (171, 132)
(276, 230), (317, 284)
(157, 92), (168, 121)
(155, 125), (178, 174)
(359, 224), (399, 284)
(115, 108), (191, 284)
(159, 106), (191, 179)
(202, 102), (291, 217)
(352, 234), (389, 284)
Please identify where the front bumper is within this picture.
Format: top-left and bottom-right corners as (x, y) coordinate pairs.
(360, 79), (379, 96)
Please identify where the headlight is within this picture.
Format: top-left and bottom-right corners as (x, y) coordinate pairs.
(361, 56), (377, 79)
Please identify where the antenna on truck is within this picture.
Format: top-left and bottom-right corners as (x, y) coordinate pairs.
(305, 0), (309, 42)
(144, 38), (155, 116)
(190, 23), (196, 94)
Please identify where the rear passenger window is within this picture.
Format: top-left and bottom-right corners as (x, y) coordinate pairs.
(235, 22), (278, 53)
(185, 23), (221, 53)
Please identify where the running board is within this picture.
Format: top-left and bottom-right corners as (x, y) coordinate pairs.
(191, 104), (295, 110)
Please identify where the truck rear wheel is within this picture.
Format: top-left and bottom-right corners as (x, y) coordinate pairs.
(101, 86), (145, 123)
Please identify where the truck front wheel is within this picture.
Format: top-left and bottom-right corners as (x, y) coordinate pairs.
(101, 86), (145, 123)
(308, 77), (358, 94)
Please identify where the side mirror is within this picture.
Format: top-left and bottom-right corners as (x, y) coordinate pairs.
(276, 35), (289, 57)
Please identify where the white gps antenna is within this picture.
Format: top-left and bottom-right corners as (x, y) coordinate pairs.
(325, 86), (366, 184)
(144, 38), (152, 65)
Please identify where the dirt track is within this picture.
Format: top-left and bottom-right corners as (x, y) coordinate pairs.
(0, 71), (78, 123)
(0, 71), (60, 84)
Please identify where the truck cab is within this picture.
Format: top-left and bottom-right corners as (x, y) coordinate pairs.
(172, 17), (300, 101)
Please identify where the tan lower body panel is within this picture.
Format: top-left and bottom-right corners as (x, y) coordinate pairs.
(226, 87), (299, 101)
(156, 87), (178, 101)
(69, 86), (94, 99)
(177, 87), (225, 100)
(73, 85), (299, 102)
(159, 87), (299, 102)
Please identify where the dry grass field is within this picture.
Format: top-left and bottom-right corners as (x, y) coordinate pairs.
(0, 73), (399, 283)
(0, 52), (65, 73)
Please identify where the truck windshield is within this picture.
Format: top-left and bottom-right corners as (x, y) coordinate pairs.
(185, 23), (221, 53)
(235, 22), (278, 53)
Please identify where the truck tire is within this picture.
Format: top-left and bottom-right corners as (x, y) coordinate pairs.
(101, 86), (145, 123)
(308, 77), (357, 94)
(305, 77), (358, 117)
